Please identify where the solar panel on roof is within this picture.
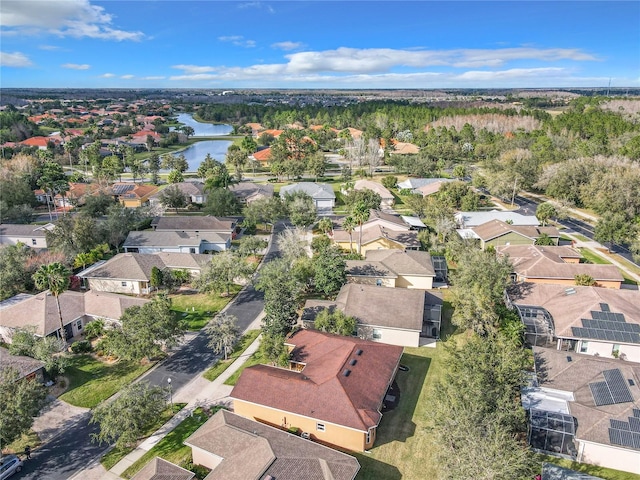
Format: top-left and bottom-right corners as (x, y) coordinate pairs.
(590, 382), (614, 406)
(633, 408), (640, 419)
(600, 303), (610, 312)
(608, 428), (640, 450)
(611, 419), (631, 430)
(629, 416), (640, 433)
(603, 369), (634, 403)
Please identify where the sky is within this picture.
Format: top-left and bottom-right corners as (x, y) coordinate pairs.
(1, 0), (639, 90)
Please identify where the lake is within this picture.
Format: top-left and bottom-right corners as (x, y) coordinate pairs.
(170, 140), (233, 172)
(175, 113), (233, 137)
(168, 113), (234, 172)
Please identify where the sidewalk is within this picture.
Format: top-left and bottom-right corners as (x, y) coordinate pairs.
(102, 312), (264, 479)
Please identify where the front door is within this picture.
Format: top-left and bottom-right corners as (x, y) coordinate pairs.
(64, 323), (74, 340)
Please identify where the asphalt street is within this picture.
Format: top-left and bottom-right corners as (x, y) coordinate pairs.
(20, 222), (284, 480)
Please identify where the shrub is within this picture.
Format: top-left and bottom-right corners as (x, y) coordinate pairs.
(70, 340), (92, 354)
(84, 319), (105, 340)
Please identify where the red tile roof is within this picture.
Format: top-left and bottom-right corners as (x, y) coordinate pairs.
(20, 136), (56, 147)
(252, 147), (272, 162)
(231, 329), (403, 432)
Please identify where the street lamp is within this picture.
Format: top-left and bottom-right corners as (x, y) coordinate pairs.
(167, 377), (172, 409)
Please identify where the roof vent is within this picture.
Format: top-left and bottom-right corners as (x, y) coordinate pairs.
(356, 349), (363, 356)
(350, 359), (357, 366)
(629, 379), (636, 387)
(566, 356), (572, 362)
(343, 369), (351, 377)
(564, 287), (576, 296)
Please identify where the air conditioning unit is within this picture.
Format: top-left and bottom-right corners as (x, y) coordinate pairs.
(301, 432), (311, 440)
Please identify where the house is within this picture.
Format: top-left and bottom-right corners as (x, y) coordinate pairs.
(506, 283), (640, 363)
(111, 183), (159, 208)
(303, 283), (443, 345)
(152, 215), (238, 238)
(279, 182), (336, 210)
(0, 347), (45, 382)
(346, 249), (436, 289)
(497, 245), (624, 289)
(0, 223), (55, 249)
(185, 409), (360, 480)
(250, 147), (272, 166)
(231, 329), (403, 452)
(78, 252), (211, 294)
(522, 347), (640, 475)
(389, 141), (419, 155)
(397, 178), (452, 196)
(53, 182), (102, 208)
(332, 210), (420, 254)
(454, 210), (540, 228)
(228, 182), (274, 204)
(0, 290), (148, 342)
(131, 457), (194, 480)
(458, 219), (560, 249)
(19, 136), (59, 150)
(349, 180), (395, 207)
(149, 182), (207, 205)
(123, 230), (230, 254)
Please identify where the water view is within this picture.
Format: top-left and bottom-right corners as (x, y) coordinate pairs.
(175, 113), (233, 137)
(170, 140), (233, 172)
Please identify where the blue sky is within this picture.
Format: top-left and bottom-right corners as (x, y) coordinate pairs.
(1, 1), (639, 89)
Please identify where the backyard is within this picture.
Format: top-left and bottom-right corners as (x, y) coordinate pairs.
(170, 289), (241, 330)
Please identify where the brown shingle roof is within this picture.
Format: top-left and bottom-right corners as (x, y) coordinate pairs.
(231, 329), (403, 432)
(364, 249), (435, 277)
(0, 347), (44, 379)
(81, 253), (210, 281)
(185, 409), (359, 480)
(508, 283), (640, 339)
(153, 216), (235, 232)
(533, 347), (640, 449)
(497, 245), (623, 282)
(130, 457), (194, 480)
(471, 219), (559, 241)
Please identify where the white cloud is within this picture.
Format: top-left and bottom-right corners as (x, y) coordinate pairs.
(171, 64), (217, 74)
(0, 51), (32, 67)
(272, 41), (303, 51)
(99, 73), (115, 78)
(121, 74), (134, 79)
(39, 44), (61, 51)
(237, 2), (274, 13)
(218, 35), (256, 48)
(141, 76), (165, 80)
(0, 0), (144, 41)
(62, 63), (90, 70)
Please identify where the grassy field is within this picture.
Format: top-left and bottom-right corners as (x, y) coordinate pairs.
(170, 288), (241, 330)
(100, 403), (187, 470)
(541, 455), (640, 480)
(203, 330), (261, 382)
(223, 345), (267, 386)
(1, 430), (40, 457)
(579, 248), (611, 265)
(121, 407), (223, 479)
(59, 355), (154, 408)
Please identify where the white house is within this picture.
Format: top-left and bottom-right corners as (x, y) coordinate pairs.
(280, 182), (336, 210)
(0, 223), (54, 249)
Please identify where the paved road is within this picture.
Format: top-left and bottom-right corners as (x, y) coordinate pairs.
(513, 194), (637, 264)
(20, 223), (285, 480)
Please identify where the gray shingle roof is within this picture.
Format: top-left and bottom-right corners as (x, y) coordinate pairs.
(0, 347), (44, 379)
(80, 253), (211, 281)
(185, 409), (360, 480)
(279, 182), (336, 200)
(152, 216), (236, 232)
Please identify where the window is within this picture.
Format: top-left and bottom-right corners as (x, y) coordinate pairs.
(366, 429), (372, 444)
(316, 423), (325, 432)
(612, 344), (620, 357)
(32, 238), (37, 245)
(190, 248), (196, 254)
(579, 341), (588, 353)
(121, 281), (127, 287)
(372, 329), (382, 340)
(76, 320), (83, 330)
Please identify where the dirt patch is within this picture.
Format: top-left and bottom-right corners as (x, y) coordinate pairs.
(49, 376), (70, 397)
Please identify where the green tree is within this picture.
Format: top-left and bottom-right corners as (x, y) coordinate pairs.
(0, 243), (32, 301)
(32, 262), (71, 342)
(9, 328), (68, 377)
(381, 175), (398, 189)
(159, 185), (187, 213)
(351, 201), (371, 255)
(37, 161), (69, 222)
(307, 151), (327, 181)
(205, 313), (241, 360)
(167, 169), (184, 184)
(256, 258), (302, 337)
(150, 266), (163, 291)
(46, 214), (103, 258)
(316, 217), (333, 235)
(535, 202), (557, 226)
(90, 382), (167, 448)
(83, 193), (116, 217)
(285, 192), (317, 228)
(313, 246), (346, 296)
(203, 161), (232, 190)
(203, 187), (240, 216)
(341, 216), (357, 253)
(102, 155), (124, 182)
(449, 247), (513, 335)
(258, 333), (290, 367)
(241, 136), (258, 155)
(343, 188), (381, 212)
(226, 145), (247, 182)
(313, 308), (356, 336)
(594, 212), (637, 252)
(195, 251), (253, 296)
(534, 233), (556, 246)
(103, 203), (143, 252)
(575, 274), (597, 286)
(148, 153), (161, 184)
(0, 367), (48, 449)
(104, 295), (184, 361)
(237, 235), (268, 257)
(276, 227), (308, 265)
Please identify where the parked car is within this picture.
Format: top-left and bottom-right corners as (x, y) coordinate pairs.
(0, 455), (23, 480)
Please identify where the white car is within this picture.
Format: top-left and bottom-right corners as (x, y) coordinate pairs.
(0, 455), (23, 480)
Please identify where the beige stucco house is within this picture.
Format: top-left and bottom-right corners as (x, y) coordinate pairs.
(346, 249), (436, 289)
(0, 223), (54, 249)
(458, 219), (560, 249)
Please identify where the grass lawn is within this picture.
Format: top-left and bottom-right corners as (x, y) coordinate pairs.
(540, 455), (640, 480)
(223, 346), (267, 386)
(121, 407), (224, 479)
(59, 355), (154, 408)
(1, 430), (41, 457)
(203, 330), (261, 382)
(101, 403), (186, 471)
(571, 233), (592, 242)
(579, 248), (611, 265)
(170, 288), (241, 330)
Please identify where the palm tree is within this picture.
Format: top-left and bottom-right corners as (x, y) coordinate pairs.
(342, 216), (357, 253)
(32, 263), (71, 343)
(351, 202), (370, 255)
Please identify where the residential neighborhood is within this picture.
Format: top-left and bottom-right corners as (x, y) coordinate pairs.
(1, 87), (640, 480)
